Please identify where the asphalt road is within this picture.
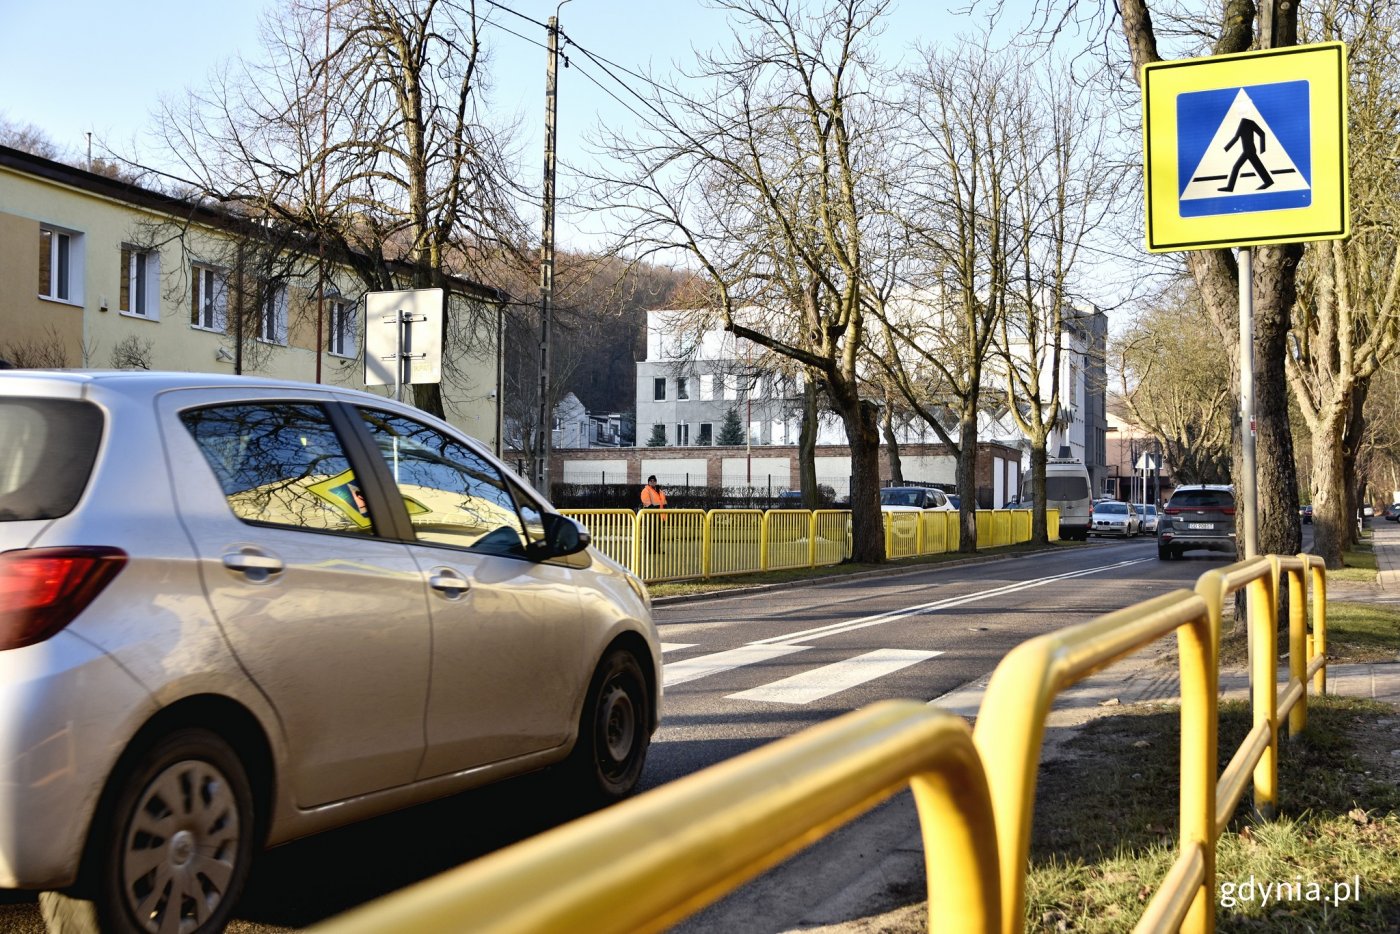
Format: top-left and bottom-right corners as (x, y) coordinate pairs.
(0, 535), (1234, 933)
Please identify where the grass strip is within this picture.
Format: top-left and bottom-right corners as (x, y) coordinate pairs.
(1027, 697), (1400, 932)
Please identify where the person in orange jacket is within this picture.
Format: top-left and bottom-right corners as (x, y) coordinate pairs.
(641, 475), (667, 553)
(641, 475), (668, 510)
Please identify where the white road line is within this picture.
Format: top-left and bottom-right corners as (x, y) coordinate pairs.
(726, 649), (944, 705)
(748, 559), (1150, 646)
(663, 644), (812, 687)
(659, 643), (698, 654)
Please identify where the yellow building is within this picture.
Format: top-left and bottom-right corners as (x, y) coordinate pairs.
(0, 144), (503, 448)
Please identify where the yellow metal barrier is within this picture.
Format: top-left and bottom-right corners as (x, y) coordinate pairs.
(637, 508), (706, 583)
(974, 590), (1217, 933)
(884, 511), (923, 559)
(762, 509), (815, 571)
(560, 509), (636, 571)
(705, 509), (764, 578)
(311, 702), (1003, 934)
(811, 510), (852, 566)
(570, 506), (1063, 583)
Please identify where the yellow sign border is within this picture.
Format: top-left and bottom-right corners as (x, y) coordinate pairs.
(1143, 42), (1348, 253)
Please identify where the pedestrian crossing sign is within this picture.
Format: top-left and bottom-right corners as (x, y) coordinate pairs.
(1143, 43), (1348, 252)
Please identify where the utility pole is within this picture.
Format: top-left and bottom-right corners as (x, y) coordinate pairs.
(534, 10), (565, 496)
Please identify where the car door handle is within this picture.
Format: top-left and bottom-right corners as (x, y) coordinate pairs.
(428, 570), (470, 597)
(222, 550), (285, 579)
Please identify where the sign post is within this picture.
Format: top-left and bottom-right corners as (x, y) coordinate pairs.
(1143, 42), (1348, 558)
(364, 288), (444, 402)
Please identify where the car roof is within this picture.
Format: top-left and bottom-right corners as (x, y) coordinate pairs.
(0, 369), (393, 405)
(1171, 484), (1233, 492)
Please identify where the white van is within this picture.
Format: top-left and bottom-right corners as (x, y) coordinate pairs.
(1019, 457), (1094, 541)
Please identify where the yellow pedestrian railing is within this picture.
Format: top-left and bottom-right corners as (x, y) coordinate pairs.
(562, 507), (1054, 584)
(313, 553), (1329, 934)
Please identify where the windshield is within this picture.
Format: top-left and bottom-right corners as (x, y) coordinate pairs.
(1096, 502), (1128, 515)
(880, 490), (921, 507)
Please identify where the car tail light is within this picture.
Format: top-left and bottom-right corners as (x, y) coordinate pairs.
(1221, 506), (1236, 515)
(0, 547), (127, 650)
(1164, 507), (1181, 515)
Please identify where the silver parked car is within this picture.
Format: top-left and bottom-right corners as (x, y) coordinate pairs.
(1138, 504), (1160, 534)
(0, 371), (661, 933)
(1089, 500), (1141, 537)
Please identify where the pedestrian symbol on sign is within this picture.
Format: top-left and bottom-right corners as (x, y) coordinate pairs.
(1177, 81), (1312, 218)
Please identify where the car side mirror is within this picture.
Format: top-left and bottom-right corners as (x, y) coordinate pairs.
(529, 513), (591, 561)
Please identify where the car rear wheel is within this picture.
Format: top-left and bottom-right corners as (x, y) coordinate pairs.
(567, 648), (651, 804)
(40, 729), (255, 934)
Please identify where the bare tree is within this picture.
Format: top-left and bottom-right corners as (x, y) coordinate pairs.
(155, 0), (529, 417)
(1286, 0), (1400, 565)
(109, 336), (155, 370)
(591, 0), (902, 562)
(1114, 285), (1234, 483)
(871, 36), (1016, 550)
(1114, 0), (1303, 558)
(995, 56), (1122, 542)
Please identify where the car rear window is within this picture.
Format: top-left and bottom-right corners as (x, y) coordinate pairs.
(0, 399), (103, 521)
(1170, 489), (1235, 509)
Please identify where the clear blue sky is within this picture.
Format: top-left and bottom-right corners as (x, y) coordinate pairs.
(0, 0), (1040, 246)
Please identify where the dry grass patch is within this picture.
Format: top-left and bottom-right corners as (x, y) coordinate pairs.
(1025, 697), (1400, 931)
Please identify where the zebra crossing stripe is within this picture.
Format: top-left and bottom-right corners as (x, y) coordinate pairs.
(663, 644), (811, 687)
(660, 643), (697, 654)
(726, 649), (943, 705)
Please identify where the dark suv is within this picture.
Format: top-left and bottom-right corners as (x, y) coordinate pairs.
(1158, 484), (1237, 560)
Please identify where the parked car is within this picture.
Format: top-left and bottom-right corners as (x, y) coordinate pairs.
(1384, 503), (1400, 522)
(1138, 503), (1160, 534)
(1158, 484), (1237, 560)
(945, 493), (961, 510)
(879, 486), (954, 512)
(1300, 504), (1313, 524)
(0, 371), (662, 933)
(1090, 500), (1141, 537)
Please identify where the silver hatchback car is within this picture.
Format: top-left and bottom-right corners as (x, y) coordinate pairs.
(0, 371), (661, 933)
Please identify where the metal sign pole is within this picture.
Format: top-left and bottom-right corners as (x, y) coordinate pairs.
(1240, 247), (1259, 558)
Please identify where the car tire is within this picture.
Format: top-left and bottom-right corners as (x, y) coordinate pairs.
(1157, 544), (1170, 560)
(567, 648), (651, 804)
(40, 729), (255, 934)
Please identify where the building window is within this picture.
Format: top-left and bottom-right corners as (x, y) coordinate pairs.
(677, 423), (690, 446)
(120, 247), (160, 318)
(723, 376), (738, 401)
(191, 264), (227, 332)
(258, 283), (288, 344)
(676, 377), (689, 400)
(328, 297), (355, 356)
(698, 423), (713, 445)
(39, 225), (82, 303)
(699, 374), (714, 400)
(653, 377), (666, 401)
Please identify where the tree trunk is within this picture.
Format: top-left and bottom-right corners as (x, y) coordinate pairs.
(1342, 380), (1370, 548)
(957, 407), (979, 552)
(1253, 244), (1302, 557)
(799, 377), (819, 508)
(1310, 405), (1349, 568)
(882, 398), (904, 486)
(1028, 440), (1048, 543)
(840, 394), (886, 563)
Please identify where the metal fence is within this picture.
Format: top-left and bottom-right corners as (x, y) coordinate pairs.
(311, 553), (1329, 934)
(562, 507), (1057, 584)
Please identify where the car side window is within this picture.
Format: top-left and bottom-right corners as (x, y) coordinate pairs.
(357, 408), (536, 557)
(181, 403), (374, 535)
